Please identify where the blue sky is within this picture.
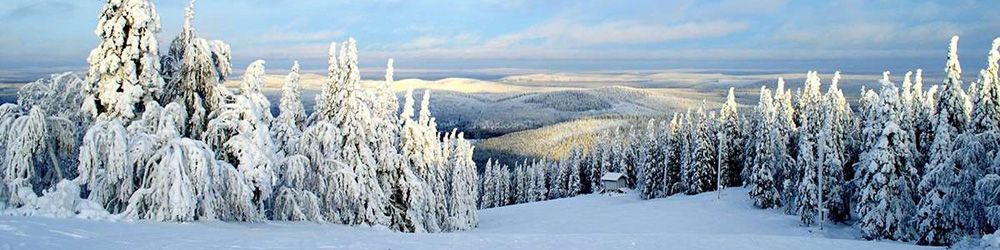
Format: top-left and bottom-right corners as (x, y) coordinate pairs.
(1, 0), (998, 78)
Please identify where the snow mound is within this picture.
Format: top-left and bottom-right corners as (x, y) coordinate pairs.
(3, 180), (112, 221)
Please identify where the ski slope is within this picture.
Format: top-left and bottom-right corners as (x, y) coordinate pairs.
(0, 188), (935, 249)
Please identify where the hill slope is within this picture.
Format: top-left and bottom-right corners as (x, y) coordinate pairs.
(0, 188), (933, 249)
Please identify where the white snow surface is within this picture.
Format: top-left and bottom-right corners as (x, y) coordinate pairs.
(1, 188), (935, 250)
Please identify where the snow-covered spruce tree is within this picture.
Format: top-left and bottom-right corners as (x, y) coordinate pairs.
(718, 88), (743, 187)
(0, 73), (87, 207)
(496, 164), (512, 206)
(820, 71), (851, 223)
(855, 72), (919, 241)
(972, 38), (1000, 163)
(373, 58), (401, 185)
(272, 154), (324, 222)
(741, 108), (760, 185)
(511, 162), (528, 204)
(177, 38), (229, 138)
(479, 160), (497, 208)
(911, 69), (936, 168)
(202, 60), (277, 217)
(308, 40), (390, 227)
(158, 0), (196, 104)
(125, 140), (259, 222)
(424, 91), (453, 229)
(679, 111), (695, 194)
(915, 37), (983, 245)
(398, 87), (447, 232)
(852, 87), (880, 203)
(687, 108), (717, 194)
(272, 61), (306, 154)
(446, 132), (479, 230)
(2, 108), (57, 207)
(749, 86), (782, 209)
(239, 61), (274, 124)
(639, 119), (663, 199)
(567, 145), (583, 197)
(915, 105), (961, 246)
(796, 71), (824, 226)
(83, 0), (164, 120)
(157, 1), (234, 138)
(619, 127), (638, 189)
(977, 174), (1000, 231)
(532, 160), (550, 202)
(936, 36), (972, 137)
(370, 59), (429, 232)
(662, 114), (683, 196)
(76, 118), (132, 213)
(600, 130), (616, 191)
(952, 37), (1000, 238)
(576, 142), (595, 195)
(77, 0), (169, 213)
(123, 102), (259, 222)
(773, 78), (798, 214)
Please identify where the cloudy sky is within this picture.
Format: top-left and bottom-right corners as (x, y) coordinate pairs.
(1, 0), (998, 78)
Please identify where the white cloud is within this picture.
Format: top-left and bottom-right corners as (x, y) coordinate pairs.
(481, 18), (748, 48)
(775, 21), (964, 48)
(399, 33), (480, 50)
(257, 29), (345, 44)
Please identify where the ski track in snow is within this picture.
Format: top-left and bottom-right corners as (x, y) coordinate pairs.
(0, 188), (936, 250)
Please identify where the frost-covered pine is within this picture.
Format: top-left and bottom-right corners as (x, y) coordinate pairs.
(83, 0), (164, 120)
(272, 61), (306, 154)
(749, 86), (781, 209)
(718, 88), (743, 187)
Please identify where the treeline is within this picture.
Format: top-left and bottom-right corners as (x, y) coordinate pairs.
(0, 0), (478, 233)
(480, 36), (1000, 246)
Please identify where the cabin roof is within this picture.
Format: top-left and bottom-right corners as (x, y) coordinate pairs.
(601, 172), (625, 181)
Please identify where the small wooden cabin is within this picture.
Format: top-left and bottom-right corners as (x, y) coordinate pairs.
(601, 172), (627, 193)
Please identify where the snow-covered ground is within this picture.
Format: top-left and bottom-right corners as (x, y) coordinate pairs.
(0, 188), (934, 250)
